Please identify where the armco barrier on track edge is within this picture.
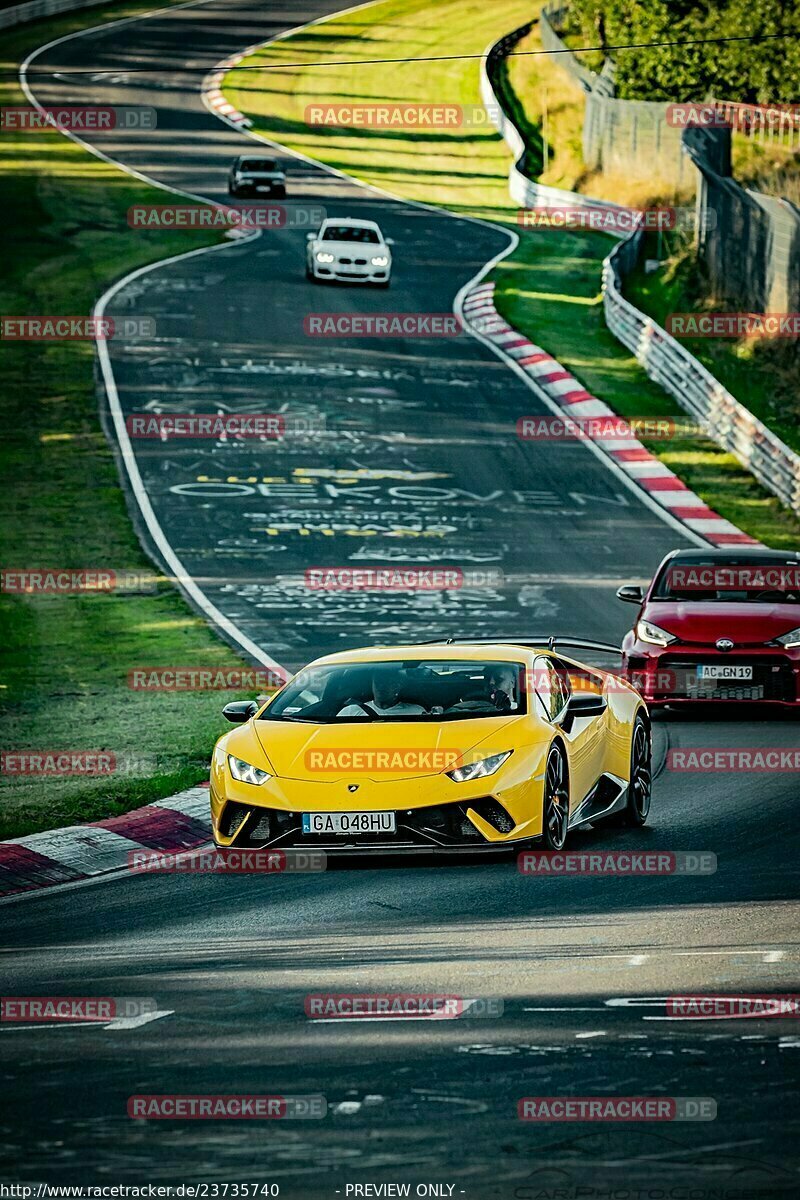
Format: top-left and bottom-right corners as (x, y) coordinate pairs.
(479, 31), (777, 540)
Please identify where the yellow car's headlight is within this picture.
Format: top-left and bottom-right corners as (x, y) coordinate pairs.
(316, 252), (335, 263)
(228, 755), (271, 786)
(371, 255), (389, 266)
(446, 751), (512, 784)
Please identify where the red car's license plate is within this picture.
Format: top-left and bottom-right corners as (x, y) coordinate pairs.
(697, 664), (753, 681)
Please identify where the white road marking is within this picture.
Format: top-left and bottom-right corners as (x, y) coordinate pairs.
(764, 950), (785, 962)
(575, 1031), (607, 1039)
(104, 1010), (174, 1029)
(522, 1006), (607, 1012)
(0, 1011), (172, 1031)
(0, 1022), (103, 1031)
(628, 954), (649, 966)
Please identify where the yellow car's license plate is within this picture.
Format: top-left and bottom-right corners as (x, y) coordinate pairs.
(302, 811), (396, 835)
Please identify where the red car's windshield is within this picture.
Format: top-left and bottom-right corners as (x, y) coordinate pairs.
(652, 557), (800, 603)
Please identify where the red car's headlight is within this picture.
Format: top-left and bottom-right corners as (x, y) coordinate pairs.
(636, 620), (678, 647)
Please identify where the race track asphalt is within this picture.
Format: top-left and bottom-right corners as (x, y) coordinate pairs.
(5, 2), (799, 1194)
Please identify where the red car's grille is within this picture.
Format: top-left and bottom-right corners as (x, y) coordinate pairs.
(658, 656), (796, 702)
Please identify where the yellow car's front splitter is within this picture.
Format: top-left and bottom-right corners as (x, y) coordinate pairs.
(210, 768), (545, 853)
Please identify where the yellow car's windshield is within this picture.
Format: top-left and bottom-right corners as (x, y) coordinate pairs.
(263, 659), (527, 722)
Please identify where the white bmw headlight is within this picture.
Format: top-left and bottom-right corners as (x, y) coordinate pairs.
(228, 755), (271, 786)
(371, 255), (389, 266)
(636, 620), (677, 647)
(446, 751), (512, 784)
(776, 626), (800, 648)
(316, 251), (335, 263)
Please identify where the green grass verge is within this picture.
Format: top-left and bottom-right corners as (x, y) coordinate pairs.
(224, 0), (800, 555)
(0, 1), (267, 841)
(224, 0), (532, 217)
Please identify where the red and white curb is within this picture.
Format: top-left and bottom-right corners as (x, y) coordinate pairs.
(0, 785), (212, 899)
(461, 283), (759, 548)
(204, 47), (260, 126)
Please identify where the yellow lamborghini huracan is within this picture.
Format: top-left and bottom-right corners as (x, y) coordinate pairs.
(210, 638), (651, 853)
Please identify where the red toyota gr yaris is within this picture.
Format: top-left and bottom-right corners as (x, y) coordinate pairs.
(618, 548), (800, 710)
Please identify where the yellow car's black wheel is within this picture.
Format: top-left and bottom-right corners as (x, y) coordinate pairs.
(541, 743), (569, 851)
(625, 716), (652, 826)
(601, 715), (652, 829)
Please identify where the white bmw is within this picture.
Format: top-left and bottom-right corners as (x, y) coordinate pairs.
(306, 217), (392, 286)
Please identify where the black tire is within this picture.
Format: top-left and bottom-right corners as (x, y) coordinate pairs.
(540, 742), (570, 851)
(305, 263), (313, 280)
(275, 187), (286, 199)
(228, 183), (238, 197)
(624, 715), (652, 826)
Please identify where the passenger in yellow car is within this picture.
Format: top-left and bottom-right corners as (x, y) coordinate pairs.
(337, 668), (426, 718)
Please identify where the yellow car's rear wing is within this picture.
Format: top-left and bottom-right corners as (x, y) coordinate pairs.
(413, 636), (622, 655)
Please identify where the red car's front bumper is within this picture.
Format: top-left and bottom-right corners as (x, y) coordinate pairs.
(621, 641), (800, 707)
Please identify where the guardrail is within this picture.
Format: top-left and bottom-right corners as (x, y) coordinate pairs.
(481, 27), (800, 520)
(482, 24), (623, 217)
(0, 0), (106, 31)
(603, 237), (800, 516)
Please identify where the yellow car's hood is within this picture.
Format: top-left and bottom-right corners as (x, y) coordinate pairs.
(253, 715), (526, 782)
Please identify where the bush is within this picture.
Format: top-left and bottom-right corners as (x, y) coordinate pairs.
(564, 0), (800, 103)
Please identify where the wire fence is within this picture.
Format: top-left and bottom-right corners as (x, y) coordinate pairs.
(684, 125), (800, 314)
(481, 33), (800, 521)
(604, 234), (800, 518)
(540, 4), (694, 188)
